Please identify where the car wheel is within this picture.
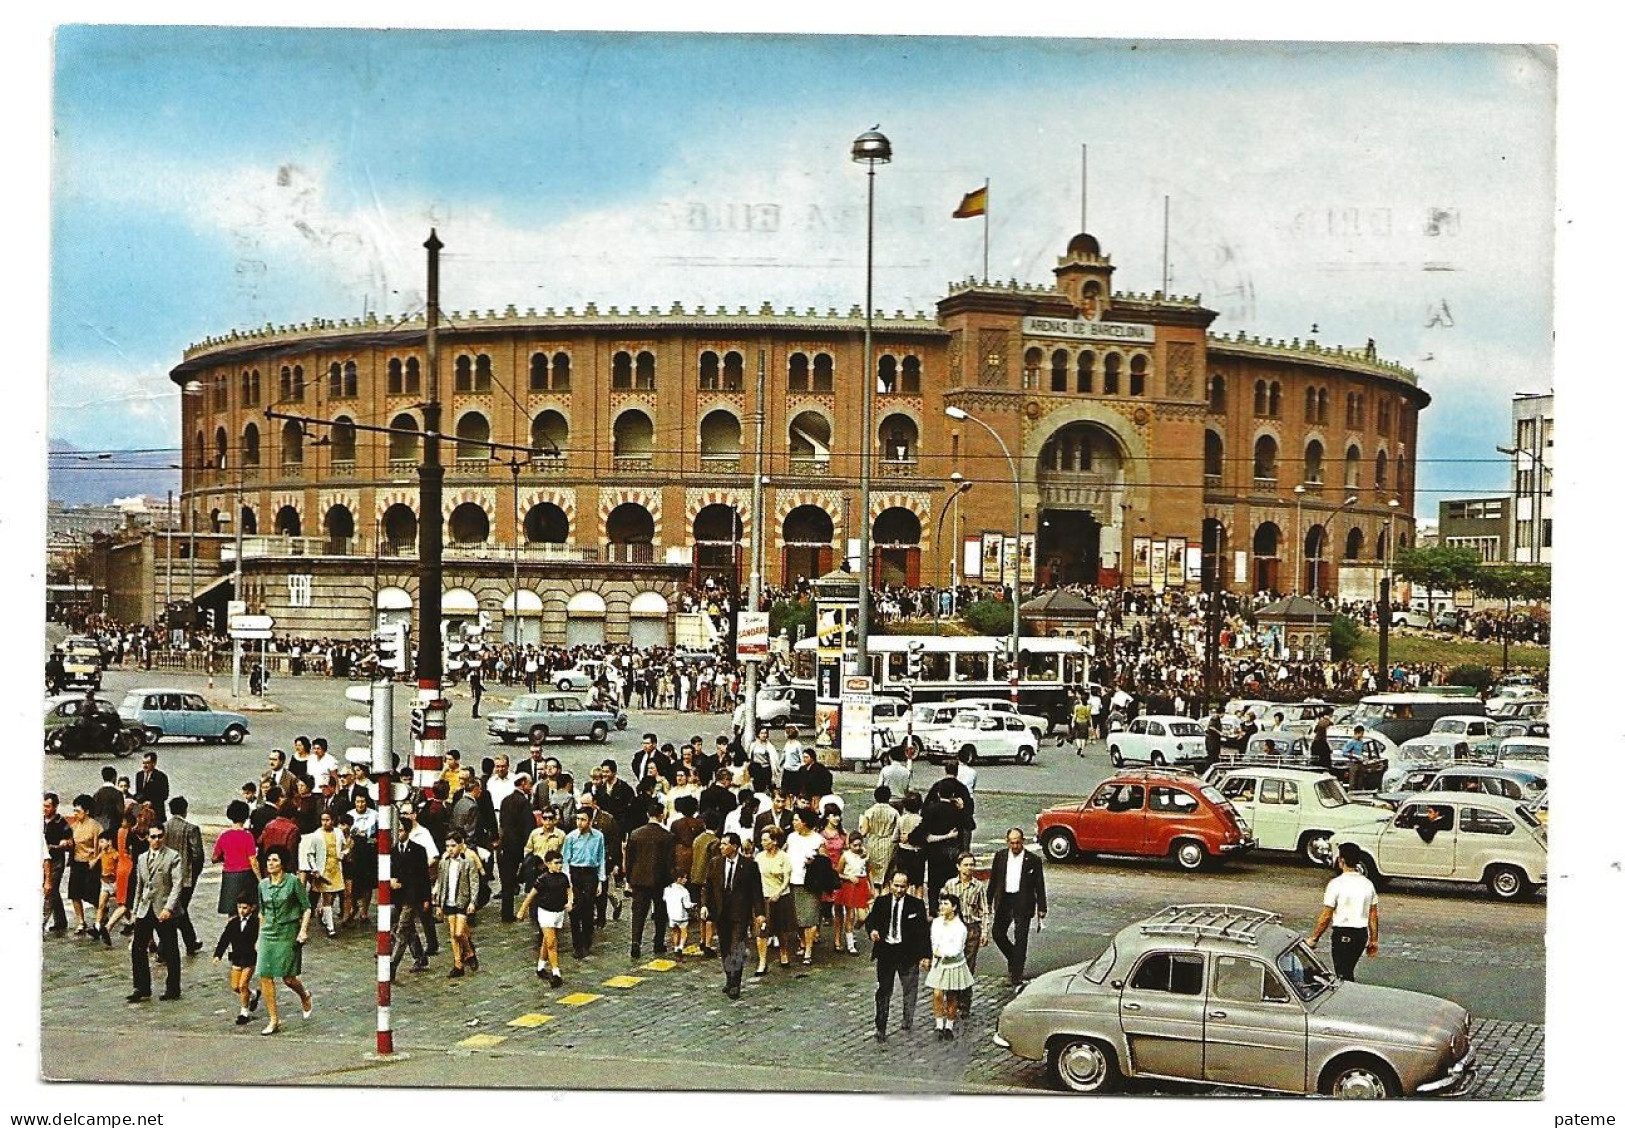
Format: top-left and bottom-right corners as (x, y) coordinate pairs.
(556, 678), (571, 691)
(1150, 751), (1166, 767)
(1040, 828), (1076, 863)
(959, 744), (978, 765)
(1016, 745), (1036, 765)
(223, 725), (247, 745)
(1047, 1036), (1120, 1094)
(1353, 852), (1386, 889)
(590, 722), (609, 743)
(47, 730), (79, 760)
(1171, 838), (1208, 872)
(1321, 1056), (1401, 1099)
(113, 731), (138, 758)
(1301, 831), (1333, 866)
(1109, 745), (1124, 767)
(142, 727), (162, 746)
(1486, 864), (1529, 901)
(529, 724), (550, 743)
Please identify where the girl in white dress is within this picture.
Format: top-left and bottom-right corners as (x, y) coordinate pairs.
(925, 892), (973, 1040)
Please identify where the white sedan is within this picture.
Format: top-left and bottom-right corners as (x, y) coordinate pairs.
(1108, 714), (1208, 768)
(921, 711), (1038, 765)
(943, 696), (1051, 739)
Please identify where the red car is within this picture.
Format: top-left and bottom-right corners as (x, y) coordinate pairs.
(1037, 770), (1255, 871)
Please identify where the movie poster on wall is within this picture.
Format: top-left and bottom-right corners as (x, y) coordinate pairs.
(1131, 536), (1153, 587)
(1185, 544), (1204, 584)
(981, 532), (1003, 585)
(964, 536), (982, 579)
(1019, 533), (1036, 585)
(1166, 538), (1185, 587)
(1001, 535), (1020, 587)
(1149, 539), (1168, 590)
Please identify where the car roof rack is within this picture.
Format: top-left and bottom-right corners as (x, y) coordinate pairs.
(1139, 904), (1281, 946)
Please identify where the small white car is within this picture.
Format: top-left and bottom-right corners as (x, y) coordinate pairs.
(1487, 736), (1549, 775)
(1487, 684), (1544, 714)
(1322, 792), (1547, 901)
(1211, 766), (1392, 863)
(1427, 715), (1495, 740)
(945, 696), (1050, 739)
(551, 660), (604, 692)
(1109, 715), (1208, 768)
(921, 711), (1038, 765)
(731, 684), (796, 731)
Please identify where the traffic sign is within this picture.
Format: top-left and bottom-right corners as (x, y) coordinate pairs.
(229, 613), (274, 640)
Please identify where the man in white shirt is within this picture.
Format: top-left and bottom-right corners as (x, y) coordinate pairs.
(306, 740), (341, 789)
(485, 755), (516, 809)
(1307, 842), (1379, 980)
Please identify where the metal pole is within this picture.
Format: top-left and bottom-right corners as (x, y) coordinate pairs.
(414, 230), (447, 790)
(745, 349), (767, 739)
(369, 679), (395, 1056)
(165, 490), (173, 628)
(856, 162), (876, 678)
(511, 460), (521, 646)
(232, 482), (243, 698)
(1378, 504), (1395, 684)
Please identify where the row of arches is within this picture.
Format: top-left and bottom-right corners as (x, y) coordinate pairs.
(1204, 432), (1404, 492)
(375, 586), (673, 647)
(1025, 347), (1149, 396)
(1201, 518), (1410, 593)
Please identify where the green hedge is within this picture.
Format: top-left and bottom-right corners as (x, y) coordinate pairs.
(962, 598), (1013, 636)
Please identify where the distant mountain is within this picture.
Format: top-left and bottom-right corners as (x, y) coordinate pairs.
(48, 440), (181, 507)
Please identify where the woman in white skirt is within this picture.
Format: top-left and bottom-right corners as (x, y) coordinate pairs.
(925, 891), (973, 1040)
(517, 851), (572, 987)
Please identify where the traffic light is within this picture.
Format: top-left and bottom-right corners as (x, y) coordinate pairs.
(344, 681), (394, 772)
(409, 707), (426, 740)
(205, 609), (216, 632)
(906, 639), (924, 680)
(376, 622), (408, 674)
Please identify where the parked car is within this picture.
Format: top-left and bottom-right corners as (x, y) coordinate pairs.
(1427, 715), (1495, 740)
(117, 688), (251, 745)
(550, 661), (605, 693)
(1108, 715), (1209, 768)
(1487, 684), (1544, 715)
(731, 683), (797, 731)
(941, 696), (1050, 739)
(920, 711), (1038, 765)
(1390, 609), (1433, 628)
(994, 903), (1475, 1097)
(486, 692), (623, 744)
(43, 694), (143, 759)
(60, 637), (105, 690)
(1374, 764), (1548, 809)
(1320, 792), (1547, 900)
(1209, 766), (1390, 863)
(1489, 719), (1549, 740)
(1037, 770), (1254, 871)
(1485, 736), (1549, 775)
(1433, 610), (1463, 632)
(1217, 733), (1389, 792)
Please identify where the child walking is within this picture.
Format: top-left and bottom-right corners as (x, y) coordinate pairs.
(664, 874), (693, 955)
(93, 830), (119, 945)
(834, 832), (872, 954)
(213, 895), (261, 1025)
(517, 851), (571, 987)
(925, 892), (973, 1041)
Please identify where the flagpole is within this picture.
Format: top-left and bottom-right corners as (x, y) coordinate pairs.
(1081, 144), (1088, 232)
(982, 177), (990, 281)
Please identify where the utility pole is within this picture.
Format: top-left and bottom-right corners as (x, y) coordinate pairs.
(744, 349), (767, 739)
(414, 230), (448, 790)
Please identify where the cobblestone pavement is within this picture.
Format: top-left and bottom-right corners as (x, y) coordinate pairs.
(40, 890), (1541, 1097)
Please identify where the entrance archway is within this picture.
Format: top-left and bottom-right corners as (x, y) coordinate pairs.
(1037, 511), (1100, 586)
(382, 504), (417, 554)
(871, 507), (921, 587)
(606, 503), (655, 563)
(782, 505), (834, 585)
(323, 504), (355, 554)
(693, 504), (743, 586)
(1252, 522), (1282, 593)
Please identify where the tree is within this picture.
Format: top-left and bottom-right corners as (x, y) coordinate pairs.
(1394, 545), (1483, 594)
(768, 599), (813, 643)
(962, 599), (1013, 637)
(1328, 614), (1362, 660)
(1470, 564), (1552, 672)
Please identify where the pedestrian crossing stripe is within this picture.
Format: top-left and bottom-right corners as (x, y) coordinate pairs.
(507, 1013), (555, 1028)
(640, 959), (677, 972)
(601, 975), (644, 989)
(457, 1033), (507, 1048)
(557, 992), (602, 1006)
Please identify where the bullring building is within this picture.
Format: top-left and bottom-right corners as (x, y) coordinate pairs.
(172, 229), (1426, 644)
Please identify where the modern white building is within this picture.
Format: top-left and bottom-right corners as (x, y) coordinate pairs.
(1508, 392), (1553, 565)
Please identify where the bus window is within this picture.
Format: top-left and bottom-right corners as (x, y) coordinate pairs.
(920, 652), (949, 682)
(1024, 651), (1061, 682)
(954, 652), (989, 683)
(885, 653), (908, 683)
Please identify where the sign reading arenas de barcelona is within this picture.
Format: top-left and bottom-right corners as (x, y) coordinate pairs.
(174, 228), (1425, 645)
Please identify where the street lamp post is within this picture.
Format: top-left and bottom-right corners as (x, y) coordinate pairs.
(933, 472), (973, 635)
(1377, 498), (1400, 683)
(851, 127), (891, 678)
(1293, 483), (1306, 595)
(945, 405), (1021, 701)
(1497, 442), (1545, 565)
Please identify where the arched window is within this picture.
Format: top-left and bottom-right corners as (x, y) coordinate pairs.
(699, 410), (743, 461)
(531, 410), (567, 458)
(279, 366), (292, 402)
(455, 412), (490, 462)
(900, 355), (921, 394)
(454, 355), (473, 393)
(788, 411), (831, 464)
(403, 358), (420, 395)
(1208, 374), (1227, 413)
(605, 503), (655, 563)
(1377, 399), (1391, 435)
(1077, 350), (1095, 394)
(1344, 527), (1365, 560)
(1345, 444), (1362, 489)
(388, 414), (420, 463)
(239, 369), (251, 405)
(723, 351), (744, 392)
(381, 504), (417, 551)
(274, 506), (301, 537)
(1395, 454), (1407, 496)
(1305, 386), (1318, 422)
(343, 360), (358, 397)
(1023, 347), (1042, 388)
(612, 351), (632, 389)
(473, 354), (492, 392)
(699, 350), (720, 390)
(1252, 435), (1278, 480)
(1204, 431), (1224, 478)
(877, 355), (898, 394)
(529, 352), (548, 392)
(789, 352), (810, 393)
(812, 353), (834, 393)
(1304, 439), (1324, 484)
(1129, 354), (1148, 396)
(327, 362), (343, 399)
(1375, 449), (1389, 489)
(1346, 392), (1358, 428)
(193, 431), (205, 471)
(331, 416), (357, 463)
(243, 423), (260, 467)
(1317, 388), (1329, 424)
(291, 365), (306, 401)
(1103, 353), (1121, 395)
(213, 427), (228, 469)
(881, 414), (919, 463)
(323, 505), (355, 551)
(1268, 381), (1282, 416)
(612, 411), (654, 460)
(524, 503), (569, 544)
(448, 503), (489, 544)
(634, 350), (656, 390)
(388, 358), (404, 395)
(240, 507), (257, 536)
(1375, 528), (1388, 562)
(550, 352), (570, 391)
(1254, 380), (1269, 415)
(281, 420), (304, 465)
(1050, 350), (1069, 393)
(873, 507), (922, 545)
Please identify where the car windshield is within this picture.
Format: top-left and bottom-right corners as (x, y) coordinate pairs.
(513, 696), (542, 711)
(1313, 778), (1350, 806)
(1434, 720), (1466, 734)
(1080, 941), (1116, 984)
(1276, 940), (1337, 999)
(1500, 743), (1547, 762)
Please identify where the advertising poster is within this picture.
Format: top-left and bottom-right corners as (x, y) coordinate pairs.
(1165, 537), (1185, 587)
(1150, 539), (1168, 591)
(839, 675), (874, 763)
(1185, 545), (1204, 584)
(1019, 533), (1036, 584)
(963, 535), (982, 579)
(981, 532), (1004, 585)
(735, 610), (770, 661)
(1132, 536), (1153, 587)
(816, 607), (845, 656)
(1234, 550), (1250, 587)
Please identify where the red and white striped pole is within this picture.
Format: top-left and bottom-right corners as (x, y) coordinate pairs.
(374, 758), (394, 1056)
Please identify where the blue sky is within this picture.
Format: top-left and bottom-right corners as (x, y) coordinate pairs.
(49, 28), (1556, 505)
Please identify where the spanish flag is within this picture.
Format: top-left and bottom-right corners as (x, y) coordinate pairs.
(952, 185), (988, 219)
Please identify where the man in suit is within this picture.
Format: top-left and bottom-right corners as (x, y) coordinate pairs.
(163, 796), (206, 955)
(388, 820), (433, 978)
(594, 759), (637, 832)
(700, 833), (762, 999)
(261, 750), (297, 801)
(868, 872), (930, 1041)
(987, 827), (1047, 985)
(91, 766), (125, 840)
(497, 774), (536, 922)
(133, 751), (171, 813)
(622, 798), (675, 958)
(127, 824), (184, 1002)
